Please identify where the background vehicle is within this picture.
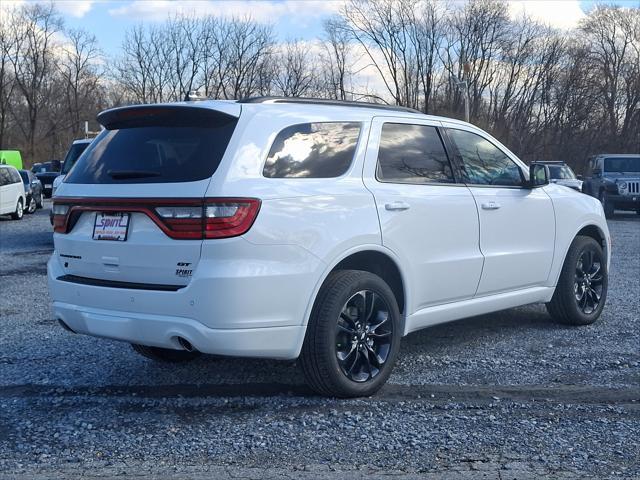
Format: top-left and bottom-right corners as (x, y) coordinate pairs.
(0, 164), (26, 219)
(582, 154), (640, 217)
(18, 169), (43, 213)
(32, 161), (61, 198)
(52, 138), (92, 197)
(48, 98), (611, 397)
(534, 161), (582, 192)
(0, 150), (23, 170)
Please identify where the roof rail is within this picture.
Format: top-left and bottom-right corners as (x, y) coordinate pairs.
(238, 96), (423, 114)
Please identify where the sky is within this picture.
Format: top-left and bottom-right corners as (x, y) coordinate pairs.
(2, 0), (639, 57)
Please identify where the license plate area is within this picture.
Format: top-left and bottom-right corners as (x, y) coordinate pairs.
(93, 212), (130, 241)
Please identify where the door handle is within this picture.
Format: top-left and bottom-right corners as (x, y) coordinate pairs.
(481, 201), (501, 210)
(385, 201), (411, 211)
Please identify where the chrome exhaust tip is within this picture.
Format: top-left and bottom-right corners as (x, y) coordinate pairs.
(177, 337), (195, 352)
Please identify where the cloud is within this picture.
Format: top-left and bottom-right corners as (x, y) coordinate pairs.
(53, 0), (94, 18)
(507, 0), (586, 30)
(108, 0), (343, 23)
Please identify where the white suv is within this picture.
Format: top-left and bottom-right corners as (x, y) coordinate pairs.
(48, 98), (611, 397)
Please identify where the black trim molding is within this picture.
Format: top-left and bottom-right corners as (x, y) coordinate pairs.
(57, 274), (184, 292)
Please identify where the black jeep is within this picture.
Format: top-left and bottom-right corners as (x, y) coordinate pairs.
(582, 154), (640, 218)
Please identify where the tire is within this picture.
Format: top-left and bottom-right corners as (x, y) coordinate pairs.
(300, 270), (402, 398)
(10, 199), (23, 220)
(26, 196), (37, 214)
(546, 235), (608, 326)
(131, 343), (201, 362)
(599, 190), (614, 218)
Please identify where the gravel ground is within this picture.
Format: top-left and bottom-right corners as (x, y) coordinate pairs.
(0, 202), (638, 479)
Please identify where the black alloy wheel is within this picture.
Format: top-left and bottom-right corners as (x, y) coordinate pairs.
(300, 270), (401, 397)
(335, 290), (394, 383)
(546, 235), (607, 325)
(574, 247), (604, 315)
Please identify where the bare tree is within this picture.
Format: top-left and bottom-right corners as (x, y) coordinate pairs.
(321, 17), (353, 100)
(165, 15), (204, 100)
(58, 28), (102, 136)
(405, 0), (445, 113)
(0, 16), (17, 149)
(341, 0), (420, 107)
(7, 3), (63, 159)
(202, 17), (274, 99)
(272, 41), (317, 97)
(441, 0), (509, 119)
(580, 6), (640, 149)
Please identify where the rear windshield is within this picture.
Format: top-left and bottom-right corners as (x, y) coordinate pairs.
(34, 163), (56, 173)
(66, 108), (237, 184)
(604, 157), (640, 173)
(61, 142), (90, 175)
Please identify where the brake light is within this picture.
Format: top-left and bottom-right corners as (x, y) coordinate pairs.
(52, 203), (70, 233)
(52, 198), (261, 239)
(204, 200), (260, 239)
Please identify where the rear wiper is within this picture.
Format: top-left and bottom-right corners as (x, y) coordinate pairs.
(107, 170), (161, 179)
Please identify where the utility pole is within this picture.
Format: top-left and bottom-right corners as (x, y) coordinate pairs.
(84, 121), (102, 139)
(451, 61), (471, 123)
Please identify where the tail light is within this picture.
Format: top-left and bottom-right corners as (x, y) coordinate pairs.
(52, 198), (261, 239)
(155, 199), (261, 239)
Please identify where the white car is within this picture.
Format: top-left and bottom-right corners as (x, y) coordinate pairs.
(0, 164), (26, 220)
(48, 98), (611, 397)
(52, 138), (93, 197)
(539, 161), (583, 192)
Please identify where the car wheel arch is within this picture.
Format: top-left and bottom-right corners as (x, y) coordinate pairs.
(302, 245), (408, 333)
(552, 223), (609, 288)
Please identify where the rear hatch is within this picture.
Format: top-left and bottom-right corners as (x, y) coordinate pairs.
(36, 172), (60, 189)
(52, 103), (243, 288)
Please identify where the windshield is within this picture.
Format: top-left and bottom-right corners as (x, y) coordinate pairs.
(548, 165), (576, 179)
(62, 143), (90, 174)
(604, 157), (640, 173)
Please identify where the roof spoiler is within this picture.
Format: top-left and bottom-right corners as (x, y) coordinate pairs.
(97, 102), (241, 130)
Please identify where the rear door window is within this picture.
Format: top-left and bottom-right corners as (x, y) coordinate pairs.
(263, 122), (361, 178)
(66, 108), (238, 184)
(376, 123), (454, 184)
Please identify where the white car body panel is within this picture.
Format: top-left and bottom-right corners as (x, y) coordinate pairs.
(468, 185), (555, 295)
(48, 100), (611, 359)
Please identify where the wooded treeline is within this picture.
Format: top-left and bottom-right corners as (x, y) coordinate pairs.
(1, 0), (638, 170)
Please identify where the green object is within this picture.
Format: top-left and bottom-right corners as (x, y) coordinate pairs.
(0, 151), (23, 170)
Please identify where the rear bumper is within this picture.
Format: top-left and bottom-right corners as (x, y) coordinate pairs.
(53, 301), (306, 359)
(48, 239), (324, 359)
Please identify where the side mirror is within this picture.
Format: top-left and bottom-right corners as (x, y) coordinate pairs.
(576, 174), (583, 180)
(527, 163), (549, 188)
